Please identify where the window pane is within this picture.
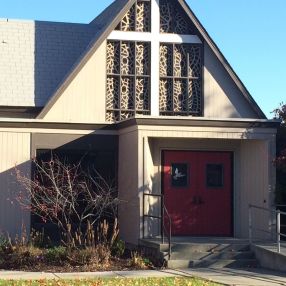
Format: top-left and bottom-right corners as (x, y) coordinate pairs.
(206, 164), (223, 188)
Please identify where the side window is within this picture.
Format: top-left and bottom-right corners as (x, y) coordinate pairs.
(171, 163), (189, 187)
(206, 164), (224, 188)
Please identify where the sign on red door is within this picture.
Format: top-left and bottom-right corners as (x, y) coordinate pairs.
(163, 151), (232, 236)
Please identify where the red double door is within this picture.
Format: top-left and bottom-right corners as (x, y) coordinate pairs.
(163, 151), (232, 236)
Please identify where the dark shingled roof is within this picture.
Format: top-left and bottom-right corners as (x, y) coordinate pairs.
(0, 19), (97, 107)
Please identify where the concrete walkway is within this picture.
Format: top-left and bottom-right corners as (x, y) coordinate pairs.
(177, 268), (286, 286)
(0, 268), (286, 285)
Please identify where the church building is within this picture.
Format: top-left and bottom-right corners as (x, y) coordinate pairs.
(0, 0), (279, 246)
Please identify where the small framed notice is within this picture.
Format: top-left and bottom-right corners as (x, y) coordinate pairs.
(171, 163), (188, 187)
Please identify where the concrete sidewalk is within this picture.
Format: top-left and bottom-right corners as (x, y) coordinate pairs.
(0, 268), (286, 285)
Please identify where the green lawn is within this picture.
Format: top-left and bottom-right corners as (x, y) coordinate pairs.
(0, 277), (221, 286)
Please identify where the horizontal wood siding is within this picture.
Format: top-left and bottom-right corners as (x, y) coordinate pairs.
(43, 41), (107, 123)
(203, 44), (258, 119)
(0, 132), (31, 238)
(239, 140), (275, 239)
(118, 130), (140, 244)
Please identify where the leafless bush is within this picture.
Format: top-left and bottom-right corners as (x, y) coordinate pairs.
(15, 154), (120, 248)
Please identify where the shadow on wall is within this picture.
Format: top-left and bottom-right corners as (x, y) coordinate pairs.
(0, 132), (118, 240)
(141, 174), (163, 239)
(204, 45), (258, 119)
(0, 160), (31, 240)
(34, 21), (97, 106)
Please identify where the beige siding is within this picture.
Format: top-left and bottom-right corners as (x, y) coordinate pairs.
(137, 125), (276, 140)
(43, 41), (107, 123)
(203, 44), (258, 119)
(42, 39), (261, 124)
(118, 129), (140, 245)
(239, 140), (276, 238)
(142, 137), (159, 237)
(0, 132), (31, 238)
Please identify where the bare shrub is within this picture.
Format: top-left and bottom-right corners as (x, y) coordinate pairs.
(15, 154), (120, 248)
(129, 251), (150, 269)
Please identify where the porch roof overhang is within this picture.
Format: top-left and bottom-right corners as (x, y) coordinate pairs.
(0, 116), (280, 131)
(116, 116), (281, 130)
(0, 118), (114, 131)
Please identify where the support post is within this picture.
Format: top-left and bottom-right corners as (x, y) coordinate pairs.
(249, 204), (252, 244)
(162, 195), (164, 244)
(277, 210), (281, 253)
(143, 193), (145, 239)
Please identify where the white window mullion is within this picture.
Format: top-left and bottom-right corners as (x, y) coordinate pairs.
(108, 31), (152, 42)
(150, 0), (160, 116)
(108, 31), (202, 45)
(159, 34), (202, 44)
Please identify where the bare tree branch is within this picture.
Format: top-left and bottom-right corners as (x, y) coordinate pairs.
(15, 153), (120, 248)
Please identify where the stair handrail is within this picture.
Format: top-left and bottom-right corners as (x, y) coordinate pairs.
(143, 193), (172, 259)
(162, 195), (172, 259)
(248, 204), (286, 253)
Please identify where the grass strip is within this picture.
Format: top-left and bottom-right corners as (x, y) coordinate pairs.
(0, 277), (221, 286)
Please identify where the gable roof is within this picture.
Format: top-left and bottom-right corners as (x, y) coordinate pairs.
(38, 0), (266, 119)
(0, 19), (96, 107)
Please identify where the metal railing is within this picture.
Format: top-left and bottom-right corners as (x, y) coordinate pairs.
(276, 205), (286, 208)
(162, 201), (172, 259)
(143, 193), (172, 259)
(249, 204), (286, 253)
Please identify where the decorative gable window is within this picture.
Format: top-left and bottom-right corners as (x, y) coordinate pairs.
(106, 0), (203, 122)
(159, 43), (202, 116)
(106, 40), (151, 122)
(160, 0), (195, 34)
(115, 0), (151, 32)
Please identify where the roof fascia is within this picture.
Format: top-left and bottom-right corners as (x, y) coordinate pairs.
(0, 120), (116, 131)
(0, 106), (42, 118)
(0, 117), (279, 130)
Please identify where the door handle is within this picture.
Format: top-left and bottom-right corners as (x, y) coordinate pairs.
(192, 196), (204, 205)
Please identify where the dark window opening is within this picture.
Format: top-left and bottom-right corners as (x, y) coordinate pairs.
(206, 164), (224, 188)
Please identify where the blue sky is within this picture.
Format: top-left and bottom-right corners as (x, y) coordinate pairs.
(0, 0), (285, 118)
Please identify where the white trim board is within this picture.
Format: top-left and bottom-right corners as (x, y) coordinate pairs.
(107, 31), (202, 44)
(150, 0), (160, 116)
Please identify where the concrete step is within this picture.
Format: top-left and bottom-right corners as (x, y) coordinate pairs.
(167, 258), (259, 269)
(251, 244), (286, 272)
(160, 243), (250, 253)
(139, 239), (259, 269)
(165, 250), (255, 260)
